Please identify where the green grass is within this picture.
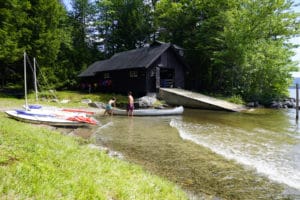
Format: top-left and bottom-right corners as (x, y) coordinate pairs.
(0, 113), (187, 199)
(225, 95), (245, 105)
(36, 90), (128, 106)
(0, 94), (188, 200)
(0, 90), (128, 110)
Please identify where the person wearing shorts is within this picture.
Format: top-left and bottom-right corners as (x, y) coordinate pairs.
(127, 91), (134, 117)
(104, 97), (116, 116)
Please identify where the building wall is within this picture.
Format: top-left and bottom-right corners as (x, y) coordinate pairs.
(146, 59), (160, 93)
(160, 50), (185, 88)
(79, 47), (187, 95)
(93, 69), (147, 95)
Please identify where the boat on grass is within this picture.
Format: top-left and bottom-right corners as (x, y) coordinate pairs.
(5, 110), (97, 127)
(7, 104), (99, 127)
(4, 53), (99, 127)
(26, 104), (96, 116)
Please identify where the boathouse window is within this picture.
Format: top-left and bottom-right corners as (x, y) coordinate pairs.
(129, 70), (138, 78)
(104, 72), (110, 79)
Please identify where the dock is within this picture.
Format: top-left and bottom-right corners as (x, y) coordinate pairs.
(159, 88), (247, 112)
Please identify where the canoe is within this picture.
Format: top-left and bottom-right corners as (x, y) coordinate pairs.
(5, 110), (98, 127)
(112, 106), (184, 116)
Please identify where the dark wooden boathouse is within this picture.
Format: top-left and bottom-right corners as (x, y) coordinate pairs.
(78, 42), (189, 96)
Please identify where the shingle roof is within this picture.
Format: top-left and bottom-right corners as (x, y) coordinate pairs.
(78, 43), (172, 77)
(77, 60), (106, 77)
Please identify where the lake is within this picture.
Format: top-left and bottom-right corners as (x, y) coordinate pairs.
(90, 108), (300, 199)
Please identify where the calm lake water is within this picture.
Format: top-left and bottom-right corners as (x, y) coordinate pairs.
(91, 108), (300, 199)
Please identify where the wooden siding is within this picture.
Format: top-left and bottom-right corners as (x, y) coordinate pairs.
(160, 50), (185, 88)
(92, 69), (147, 95)
(79, 46), (187, 95)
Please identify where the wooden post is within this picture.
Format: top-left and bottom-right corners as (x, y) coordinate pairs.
(296, 83), (299, 121)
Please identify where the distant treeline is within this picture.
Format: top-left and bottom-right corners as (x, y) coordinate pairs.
(0, 0), (299, 104)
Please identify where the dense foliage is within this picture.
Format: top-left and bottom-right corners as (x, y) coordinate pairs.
(0, 0), (299, 104)
(92, 0), (154, 56)
(0, 0), (70, 88)
(155, 0), (300, 103)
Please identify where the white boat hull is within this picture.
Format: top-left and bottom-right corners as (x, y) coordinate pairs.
(112, 106), (184, 116)
(5, 110), (91, 127)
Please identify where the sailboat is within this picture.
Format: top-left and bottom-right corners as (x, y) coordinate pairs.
(5, 52), (99, 127)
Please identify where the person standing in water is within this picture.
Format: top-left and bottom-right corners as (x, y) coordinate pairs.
(103, 97), (116, 116)
(127, 91), (134, 117)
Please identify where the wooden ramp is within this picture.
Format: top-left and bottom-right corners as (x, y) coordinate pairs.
(159, 88), (247, 112)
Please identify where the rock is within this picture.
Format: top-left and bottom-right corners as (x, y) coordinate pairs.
(270, 101), (282, 109)
(137, 96), (157, 108)
(246, 102), (255, 107)
(81, 99), (92, 104)
(60, 99), (70, 103)
(283, 100), (294, 108)
(50, 98), (59, 103)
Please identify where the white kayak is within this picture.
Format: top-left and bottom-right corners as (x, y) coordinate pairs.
(112, 106), (184, 116)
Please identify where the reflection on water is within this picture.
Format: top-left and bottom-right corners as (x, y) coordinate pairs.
(93, 108), (300, 199)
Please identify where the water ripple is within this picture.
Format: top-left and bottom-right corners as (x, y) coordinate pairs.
(170, 118), (300, 192)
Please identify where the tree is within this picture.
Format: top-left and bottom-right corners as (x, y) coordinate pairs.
(219, 0), (299, 103)
(155, 0), (233, 91)
(155, 0), (300, 103)
(0, 0), (72, 89)
(94, 0), (154, 56)
(28, 0), (72, 90)
(58, 0), (102, 89)
(0, 0), (31, 87)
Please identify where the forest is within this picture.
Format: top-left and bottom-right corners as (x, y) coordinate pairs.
(0, 0), (300, 104)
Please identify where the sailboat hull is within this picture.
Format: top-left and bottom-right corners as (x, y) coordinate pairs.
(5, 110), (90, 127)
(4, 52), (98, 127)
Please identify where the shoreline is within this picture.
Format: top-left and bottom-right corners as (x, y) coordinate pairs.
(0, 109), (188, 199)
(1, 96), (298, 199)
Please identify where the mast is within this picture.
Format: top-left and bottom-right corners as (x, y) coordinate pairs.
(33, 57), (38, 101)
(24, 52), (28, 110)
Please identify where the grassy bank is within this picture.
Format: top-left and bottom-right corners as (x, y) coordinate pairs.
(0, 95), (187, 199)
(0, 90), (128, 110)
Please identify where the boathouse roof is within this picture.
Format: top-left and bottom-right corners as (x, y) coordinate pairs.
(78, 42), (185, 77)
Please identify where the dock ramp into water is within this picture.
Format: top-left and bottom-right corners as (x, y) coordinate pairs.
(159, 88), (247, 112)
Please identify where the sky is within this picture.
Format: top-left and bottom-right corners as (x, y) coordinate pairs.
(291, 2), (300, 65)
(291, 37), (300, 63)
(62, 0), (72, 11)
